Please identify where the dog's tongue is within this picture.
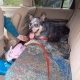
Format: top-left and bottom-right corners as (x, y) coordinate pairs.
(29, 33), (35, 39)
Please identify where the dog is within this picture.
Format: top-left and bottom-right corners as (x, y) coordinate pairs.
(28, 13), (70, 42)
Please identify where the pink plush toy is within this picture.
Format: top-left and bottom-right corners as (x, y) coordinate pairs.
(5, 43), (26, 62)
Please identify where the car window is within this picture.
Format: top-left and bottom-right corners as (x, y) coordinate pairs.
(34, 0), (74, 9)
(63, 0), (73, 8)
(1, 0), (22, 6)
(0, 0), (3, 6)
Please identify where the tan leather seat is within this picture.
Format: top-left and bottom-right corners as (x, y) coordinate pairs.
(35, 7), (73, 20)
(0, 8), (5, 48)
(67, 2), (80, 79)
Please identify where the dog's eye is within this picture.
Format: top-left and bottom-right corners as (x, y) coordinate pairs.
(34, 24), (39, 27)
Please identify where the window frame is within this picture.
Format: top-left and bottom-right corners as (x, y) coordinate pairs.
(34, 0), (74, 9)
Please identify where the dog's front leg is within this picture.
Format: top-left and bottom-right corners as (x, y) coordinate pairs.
(24, 40), (40, 46)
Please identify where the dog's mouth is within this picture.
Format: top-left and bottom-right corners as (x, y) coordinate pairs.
(33, 28), (39, 34)
(29, 27), (40, 34)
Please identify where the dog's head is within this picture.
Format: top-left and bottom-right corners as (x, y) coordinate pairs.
(28, 13), (46, 33)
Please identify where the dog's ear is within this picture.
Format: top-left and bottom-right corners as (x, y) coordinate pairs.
(28, 14), (33, 21)
(40, 12), (46, 21)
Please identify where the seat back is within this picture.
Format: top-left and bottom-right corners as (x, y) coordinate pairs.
(68, 9), (80, 48)
(67, 1), (80, 80)
(11, 7), (36, 34)
(35, 7), (73, 20)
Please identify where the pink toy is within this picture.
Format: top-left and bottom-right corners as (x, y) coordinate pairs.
(5, 43), (26, 62)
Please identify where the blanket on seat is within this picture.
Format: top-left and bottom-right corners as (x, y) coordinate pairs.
(5, 38), (71, 80)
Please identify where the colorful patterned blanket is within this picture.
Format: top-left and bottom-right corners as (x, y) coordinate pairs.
(5, 38), (71, 80)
